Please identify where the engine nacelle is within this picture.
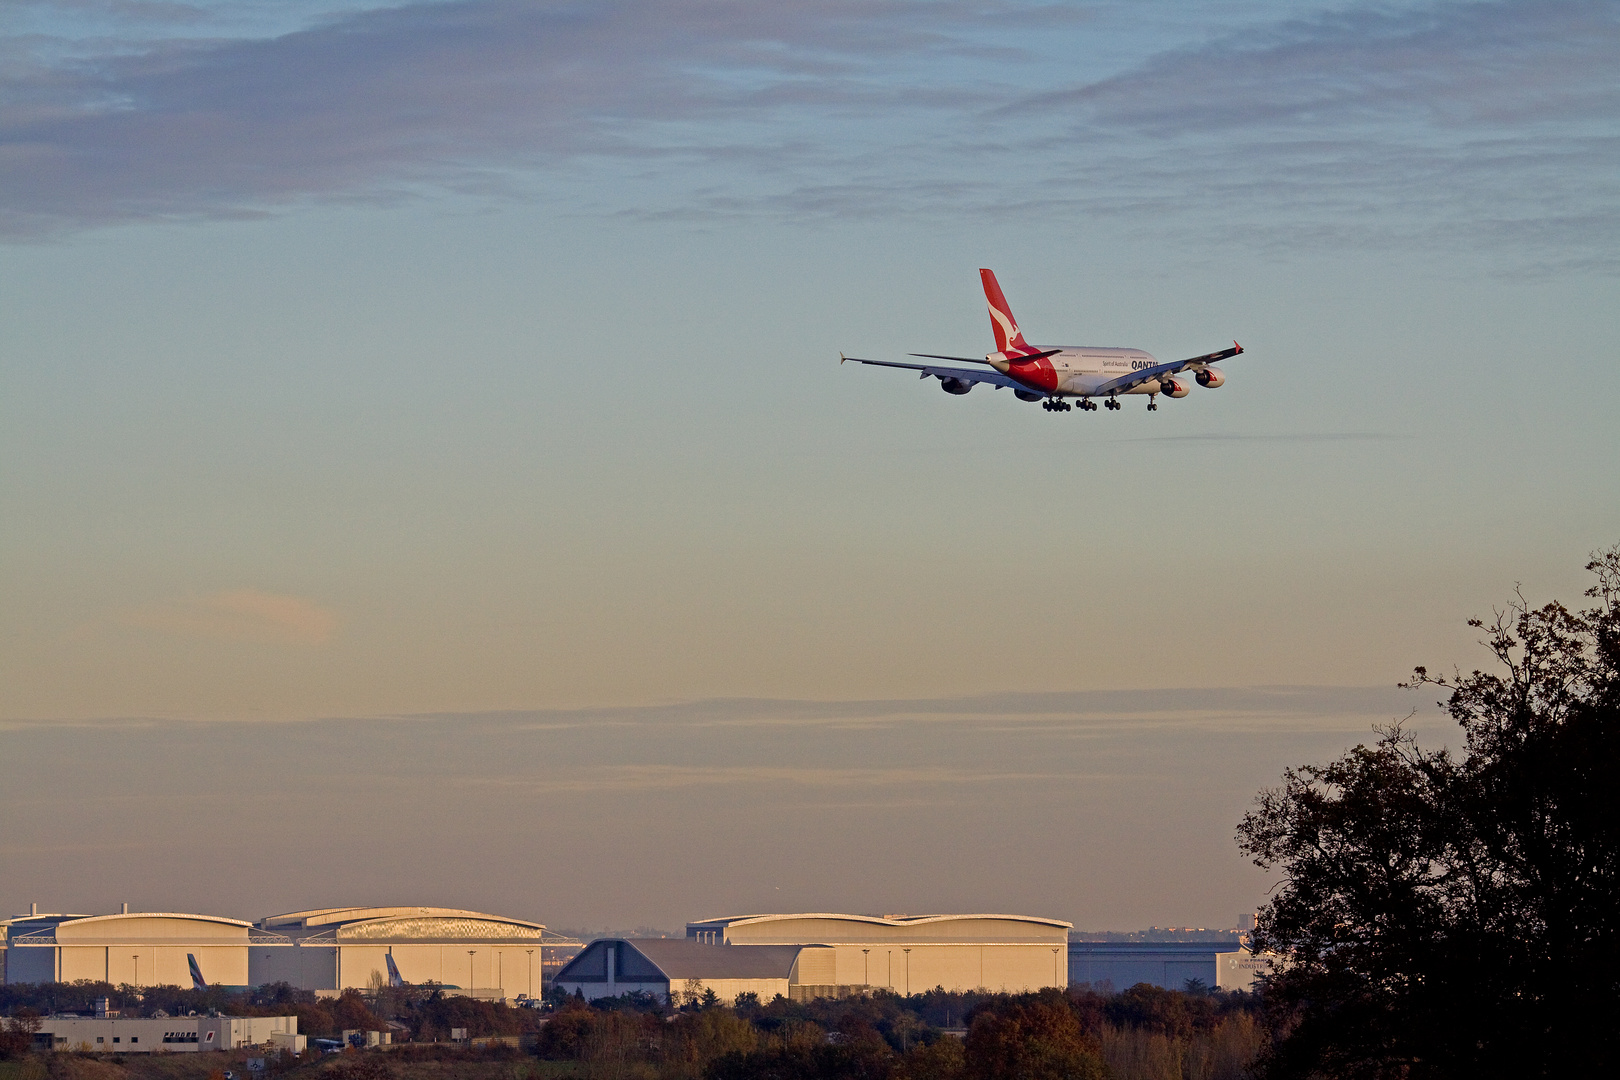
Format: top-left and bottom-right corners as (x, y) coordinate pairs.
(939, 376), (974, 395)
(1014, 389), (1043, 402)
(1160, 377), (1190, 399)
(1195, 367), (1225, 388)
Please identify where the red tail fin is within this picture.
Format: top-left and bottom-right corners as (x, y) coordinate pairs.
(980, 269), (1033, 355)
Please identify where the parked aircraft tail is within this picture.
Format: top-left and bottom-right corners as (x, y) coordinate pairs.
(980, 269), (1034, 356)
(385, 951), (404, 988)
(187, 953), (207, 992)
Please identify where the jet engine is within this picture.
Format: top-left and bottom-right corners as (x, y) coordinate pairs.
(939, 377), (974, 395)
(1195, 367), (1225, 388)
(1014, 389), (1043, 402)
(1160, 377), (1190, 399)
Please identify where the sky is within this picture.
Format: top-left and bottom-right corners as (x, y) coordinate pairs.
(2, 0), (1618, 935)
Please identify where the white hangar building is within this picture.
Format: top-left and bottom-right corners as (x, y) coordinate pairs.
(251, 907), (550, 998)
(36, 1015), (300, 1054)
(555, 939), (806, 1005)
(5, 910), (257, 988)
(557, 913), (1071, 1002)
(685, 913), (1071, 996)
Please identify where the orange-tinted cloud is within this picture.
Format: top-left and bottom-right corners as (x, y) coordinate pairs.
(119, 589), (337, 645)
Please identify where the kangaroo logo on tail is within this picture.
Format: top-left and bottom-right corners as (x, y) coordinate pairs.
(980, 268), (1034, 355)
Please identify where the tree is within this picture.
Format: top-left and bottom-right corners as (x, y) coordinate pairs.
(962, 998), (1107, 1080)
(0, 1008), (42, 1059)
(1238, 545), (1620, 1079)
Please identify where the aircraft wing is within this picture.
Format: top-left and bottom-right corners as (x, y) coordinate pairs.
(1091, 342), (1243, 397)
(841, 355), (1033, 393)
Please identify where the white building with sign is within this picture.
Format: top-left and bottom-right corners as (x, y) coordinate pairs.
(34, 1015), (300, 1054)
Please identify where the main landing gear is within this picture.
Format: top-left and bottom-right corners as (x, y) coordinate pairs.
(1042, 399), (1072, 412)
(1076, 399), (1098, 412)
(1104, 398), (1121, 411)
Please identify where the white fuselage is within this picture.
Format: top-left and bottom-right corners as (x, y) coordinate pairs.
(988, 345), (1168, 396)
(1053, 347), (1158, 395)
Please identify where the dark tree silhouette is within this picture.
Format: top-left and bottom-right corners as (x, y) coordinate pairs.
(1239, 545), (1620, 1079)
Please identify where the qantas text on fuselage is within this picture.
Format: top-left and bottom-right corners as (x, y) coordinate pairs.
(841, 269), (1242, 413)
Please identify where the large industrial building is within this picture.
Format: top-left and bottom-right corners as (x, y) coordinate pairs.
(251, 907), (553, 998)
(5, 910), (260, 988)
(685, 913), (1071, 997)
(4, 905), (569, 1000)
(1067, 942), (1240, 991)
(554, 939), (807, 1004)
(553, 913), (1071, 1003)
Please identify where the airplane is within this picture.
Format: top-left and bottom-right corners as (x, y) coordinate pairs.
(384, 951), (405, 989)
(187, 953), (208, 993)
(842, 269), (1241, 412)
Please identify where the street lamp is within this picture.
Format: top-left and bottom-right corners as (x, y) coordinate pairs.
(525, 950), (535, 998)
(903, 949), (911, 997)
(1052, 948), (1062, 988)
(862, 949), (870, 987)
(132, 955), (140, 990)
(468, 951), (477, 995)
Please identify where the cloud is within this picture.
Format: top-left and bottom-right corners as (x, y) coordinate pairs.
(1, 0), (1614, 268)
(0, 0), (1015, 235)
(1015, 1), (1620, 132)
(117, 588), (337, 643)
(0, 684), (1418, 732)
(457, 762), (1107, 794)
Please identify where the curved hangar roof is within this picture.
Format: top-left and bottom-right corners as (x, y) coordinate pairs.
(17, 913), (253, 944)
(258, 907), (545, 943)
(687, 913), (1072, 945)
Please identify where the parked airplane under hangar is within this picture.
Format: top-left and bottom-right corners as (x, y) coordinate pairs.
(251, 906), (557, 999)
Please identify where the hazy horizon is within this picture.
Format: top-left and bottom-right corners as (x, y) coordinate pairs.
(4, 684), (1460, 932)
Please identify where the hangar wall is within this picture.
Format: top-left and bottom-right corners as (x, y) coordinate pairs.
(252, 907), (550, 998)
(5, 914), (253, 988)
(688, 914), (1072, 995)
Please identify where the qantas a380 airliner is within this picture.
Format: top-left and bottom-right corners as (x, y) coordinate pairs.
(842, 269), (1241, 412)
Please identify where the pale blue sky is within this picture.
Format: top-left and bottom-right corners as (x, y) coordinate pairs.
(2, 0), (1617, 931)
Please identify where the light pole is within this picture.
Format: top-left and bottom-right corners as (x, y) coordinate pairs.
(526, 950), (535, 998)
(862, 949), (870, 987)
(902, 949), (911, 997)
(1052, 948), (1062, 988)
(468, 950), (477, 995)
(132, 954), (140, 990)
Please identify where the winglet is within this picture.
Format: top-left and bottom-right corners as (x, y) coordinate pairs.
(1234, 341), (1243, 354)
(839, 352), (846, 364)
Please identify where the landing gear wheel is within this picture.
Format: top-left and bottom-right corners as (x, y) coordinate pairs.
(1148, 402), (1158, 411)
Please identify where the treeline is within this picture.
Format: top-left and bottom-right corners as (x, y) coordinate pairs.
(2, 981), (1263, 1079)
(0, 981), (540, 1042)
(537, 985), (1264, 1080)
